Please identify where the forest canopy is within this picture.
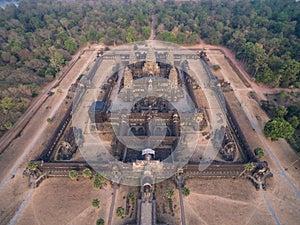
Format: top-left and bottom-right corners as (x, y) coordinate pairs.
(0, 0), (299, 135)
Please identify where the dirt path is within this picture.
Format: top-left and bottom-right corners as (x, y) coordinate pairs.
(149, 14), (157, 40)
(107, 183), (118, 225)
(203, 48), (300, 225)
(178, 186), (186, 225)
(0, 45), (100, 224)
(8, 189), (34, 225)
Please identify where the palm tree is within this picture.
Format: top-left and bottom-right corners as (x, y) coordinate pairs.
(244, 162), (255, 172)
(82, 168), (92, 178)
(166, 188), (174, 199)
(92, 199), (100, 208)
(182, 187), (190, 197)
(239, 162), (255, 177)
(116, 206), (125, 218)
(96, 218), (104, 225)
(69, 170), (78, 180)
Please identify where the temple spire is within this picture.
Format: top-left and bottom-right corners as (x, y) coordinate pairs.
(146, 46), (156, 62)
(169, 66), (178, 87)
(167, 50), (174, 65)
(124, 67), (133, 87)
(129, 49), (136, 64)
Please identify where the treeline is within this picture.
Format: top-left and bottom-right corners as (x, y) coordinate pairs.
(0, 0), (300, 135)
(262, 91), (300, 150)
(156, 0), (300, 88)
(0, 0), (153, 135)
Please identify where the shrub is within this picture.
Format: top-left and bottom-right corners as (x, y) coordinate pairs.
(182, 187), (190, 196)
(212, 64), (221, 71)
(92, 199), (100, 208)
(69, 170), (78, 180)
(82, 168), (92, 178)
(254, 147), (265, 158)
(96, 218), (104, 225)
(116, 206), (125, 218)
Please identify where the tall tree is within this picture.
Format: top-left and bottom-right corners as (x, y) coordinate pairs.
(50, 51), (65, 74)
(264, 118), (295, 141)
(64, 37), (77, 54)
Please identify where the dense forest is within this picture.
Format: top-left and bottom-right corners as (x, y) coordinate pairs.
(0, 0), (300, 138)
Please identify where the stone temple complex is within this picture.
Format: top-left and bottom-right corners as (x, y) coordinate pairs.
(26, 42), (272, 225)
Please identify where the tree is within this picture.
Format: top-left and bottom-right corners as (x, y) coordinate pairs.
(244, 162), (255, 172)
(166, 188), (174, 199)
(142, 26), (151, 39)
(69, 170), (78, 180)
(0, 97), (16, 111)
(182, 187), (190, 197)
(4, 121), (13, 130)
(254, 63), (276, 86)
(92, 199), (100, 208)
(279, 57), (300, 87)
(287, 116), (299, 129)
(264, 118), (295, 141)
(254, 147), (265, 159)
(116, 206), (125, 218)
(160, 31), (176, 42)
(126, 26), (138, 43)
(93, 173), (106, 189)
(28, 161), (37, 171)
(50, 51), (65, 74)
(93, 178), (101, 189)
(82, 168), (92, 178)
(96, 218), (104, 225)
(239, 162), (255, 177)
(64, 37), (77, 54)
(273, 106), (288, 118)
(212, 65), (221, 71)
(127, 193), (136, 202)
(25, 59), (47, 73)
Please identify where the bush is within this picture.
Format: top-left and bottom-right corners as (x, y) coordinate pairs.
(166, 188), (174, 199)
(96, 218), (104, 225)
(93, 173), (106, 189)
(254, 147), (265, 158)
(92, 199), (100, 208)
(116, 206), (125, 218)
(212, 64), (221, 71)
(127, 192), (136, 202)
(82, 168), (92, 178)
(28, 161), (37, 171)
(182, 187), (190, 196)
(69, 170), (78, 180)
(264, 118), (295, 141)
